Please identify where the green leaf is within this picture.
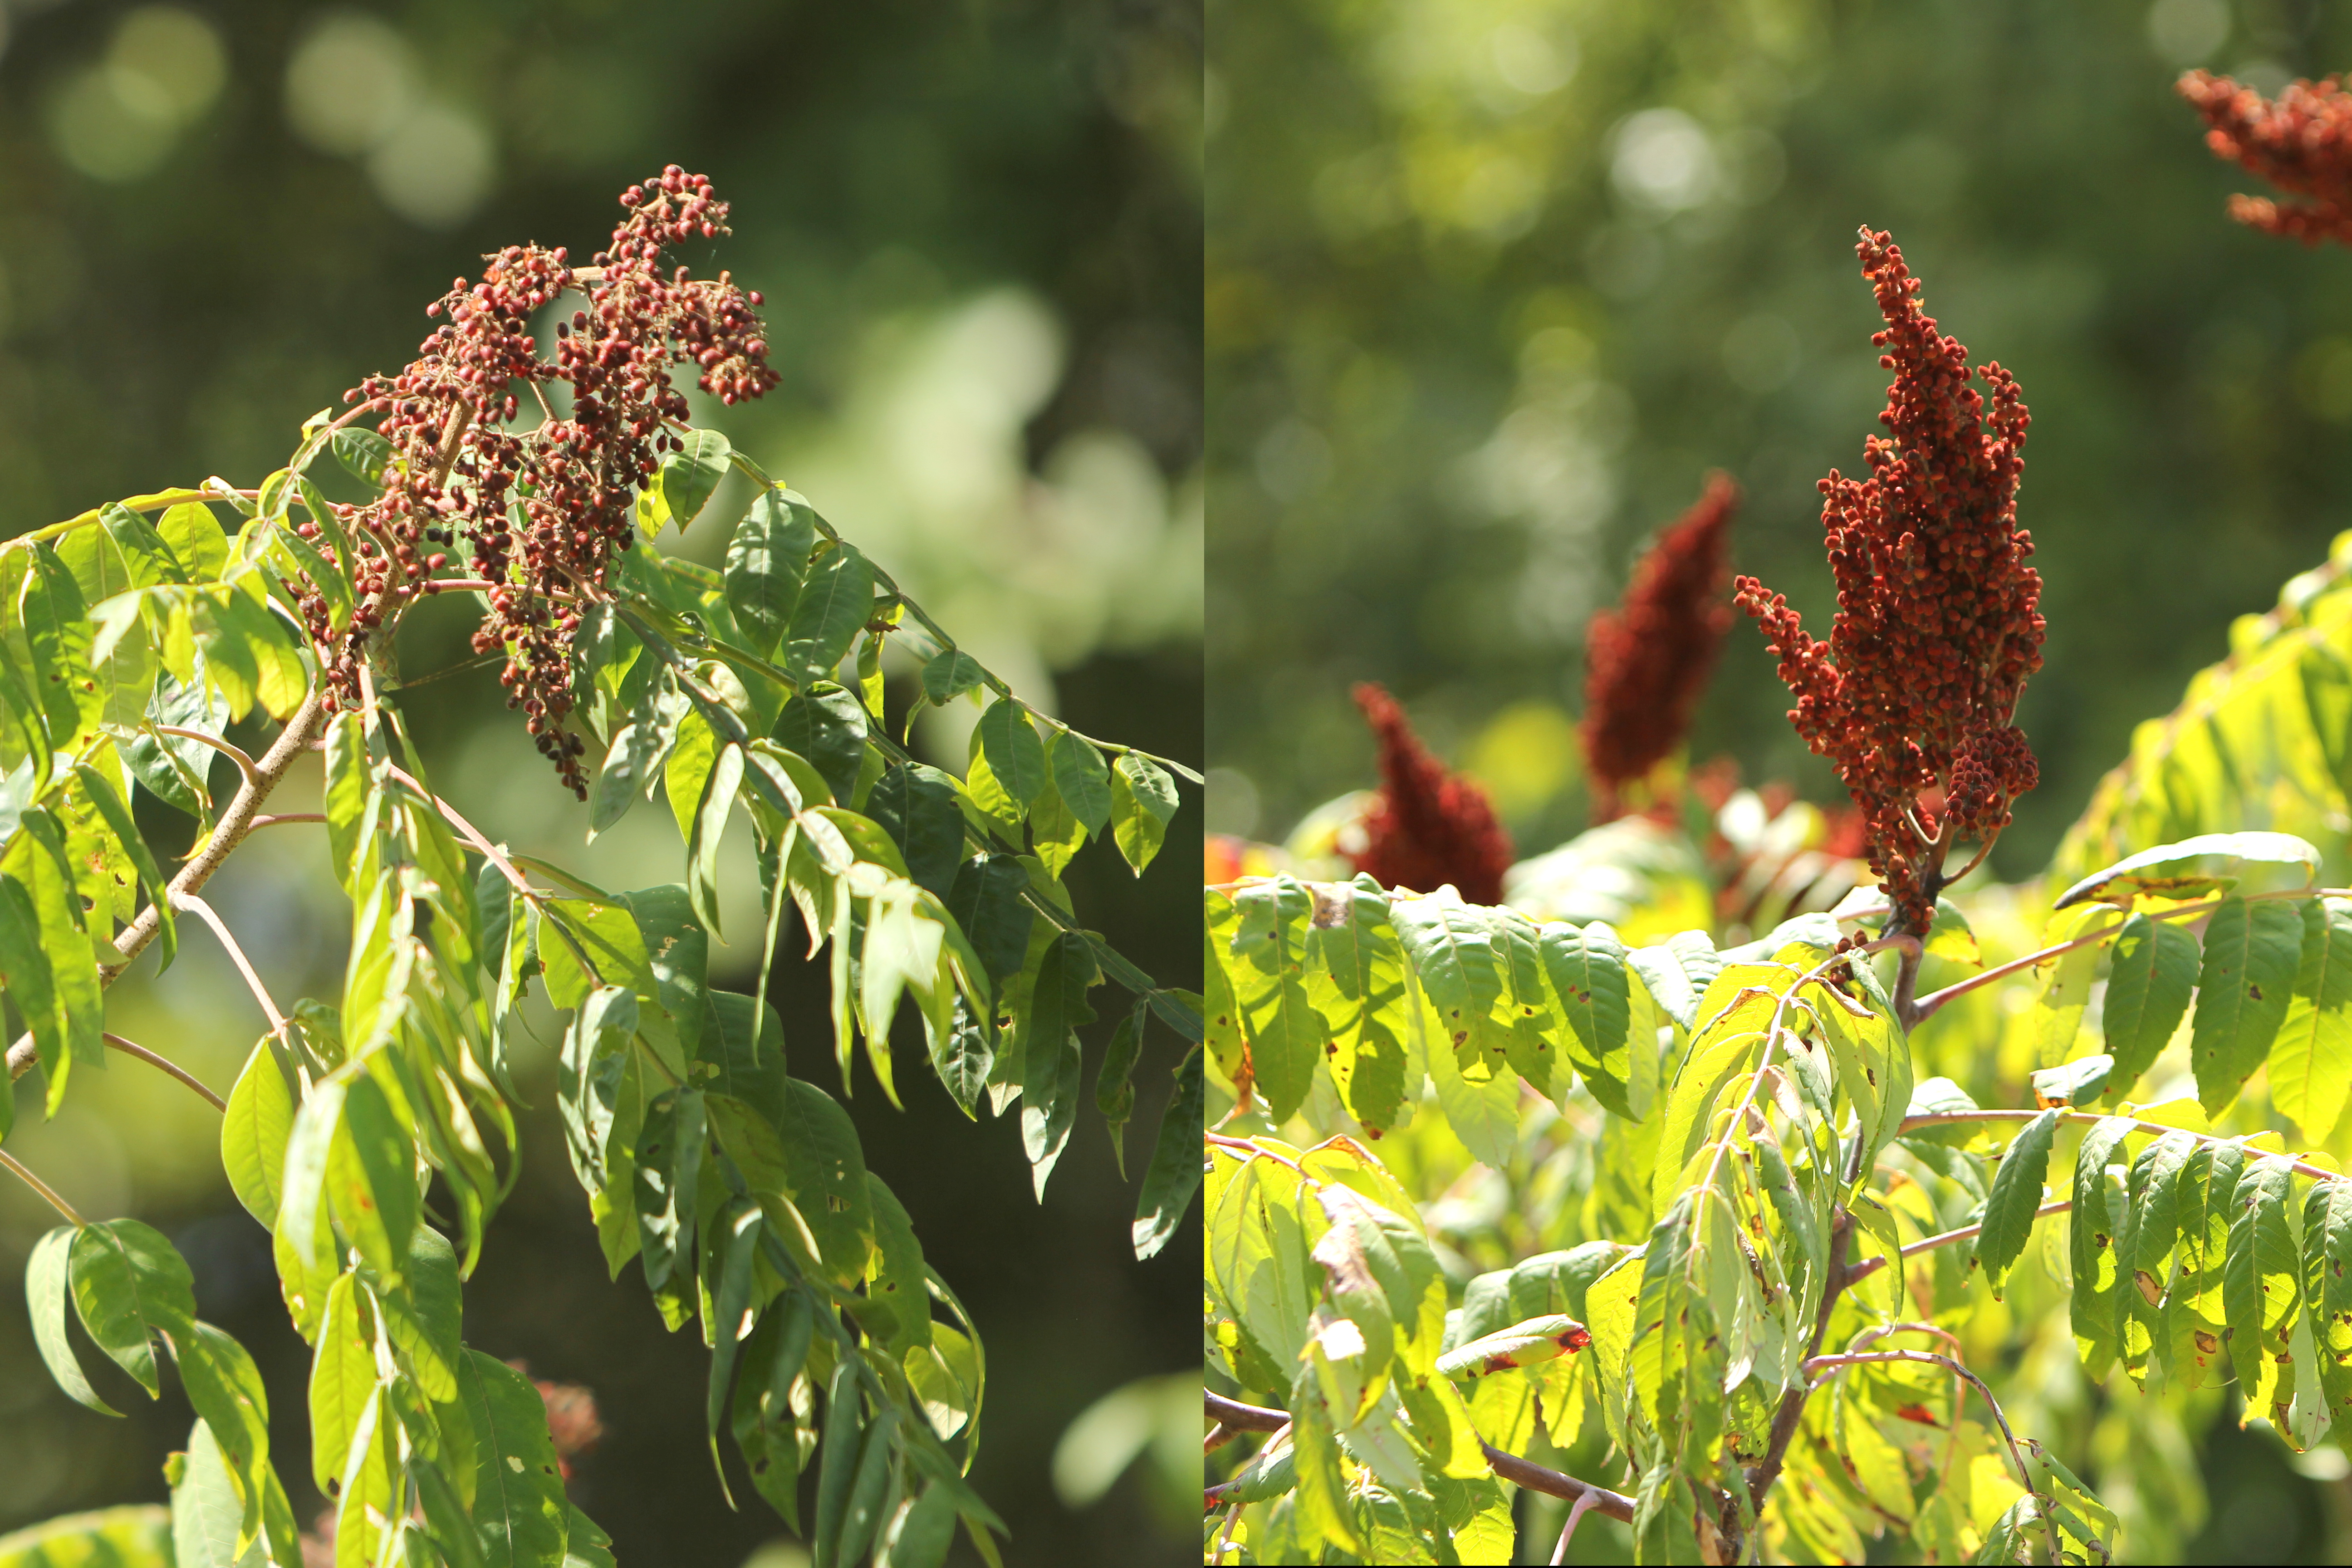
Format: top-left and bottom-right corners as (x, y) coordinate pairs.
(710, 1083), (875, 1288)
(1228, 876), (1320, 1122)
(734, 1296), (817, 1528)
(27, 1225), (118, 1416)
(2031, 1054), (2114, 1108)
(103, 501), (189, 584)
(327, 1072), (420, 1286)
(70, 1219), (196, 1398)
(663, 707), (718, 851)
(460, 1349), (571, 1568)
(2191, 896), (2306, 1115)
(332, 426), (395, 488)
(813, 1361), (867, 1568)
(171, 1322), (284, 1559)
(1134, 1047), (1204, 1260)
(1046, 732), (1112, 838)
(864, 1174), (931, 1352)
(1093, 1000), (1147, 1177)
(1977, 1108), (2059, 1297)
(975, 699), (1047, 809)
(2056, 831), (2322, 908)
(687, 742), (743, 938)
(781, 539), (875, 687)
(921, 650), (986, 706)
(2305, 1177), (2352, 1426)
(538, 897), (657, 1012)
(2227, 1153), (2304, 1430)
(865, 762), (966, 902)
(2072, 1116), (2135, 1377)
(1652, 986), (1777, 1214)
(0, 873), (65, 1107)
(1108, 753), (1179, 875)
(775, 683), (870, 805)
(1536, 920), (1637, 1118)
(658, 428), (732, 529)
(2274, 897), (2352, 1141)
(171, 1420), (253, 1568)
(1020, 934), (1095, 1200)
(309, 1274), (378, 1495)
(221, 1040), (295, 1228)
(722, 487), (817, 657)
(70, 760), (175, 970)
(631, 1086), (706, 1293)
(2117, 1130), (2198, 1384)
(1303, 876), (1411, 1133)
(2102, 913), (2200, 1101)
(626, 883), (710, 1058)
(705, 1200), (765, 1493)
(946, 856), (1031, 984)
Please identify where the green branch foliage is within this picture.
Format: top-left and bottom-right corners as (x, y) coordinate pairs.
(1204, 661), (2352, 1562)
(0, 384), (1191, 1563)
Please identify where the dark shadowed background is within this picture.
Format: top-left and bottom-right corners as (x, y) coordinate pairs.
(0, 2), (1201, 1564)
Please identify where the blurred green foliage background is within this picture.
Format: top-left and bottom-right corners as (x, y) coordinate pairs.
(0, 2), (1200, 1564)
(1209, 0), (2352, 1558)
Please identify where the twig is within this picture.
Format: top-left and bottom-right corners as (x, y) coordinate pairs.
(102, 1032), (228, 1112)
(1204, 1422), (1236, 1455)
(20, 487), (262, 547)
(1201, 1390), (1636, 1524)
(1897, 1106), (2340, 1184)
(0, 1149), (85, 1226)
(1745, 1210), (1851, 1515)
(248, 813), (327, 831)
(1909, 885), (2352, 1025)
(7, 686), (328, 1083)
(1843, 1199), (2073, 1287)
(1804, 1348), (2061, 1565)
(382, 762), (542, 909)
(1550, 1490), (1601, 1565)
(152, 725), (260, 788)
(173, 892), (289, 1037)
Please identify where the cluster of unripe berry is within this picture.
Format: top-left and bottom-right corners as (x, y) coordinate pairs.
(289, 168), (780, 796)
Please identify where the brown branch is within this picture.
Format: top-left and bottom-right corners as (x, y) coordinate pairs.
(1907, 884), (2350, 1026)
(1898, 1107), (2340, 1184)
(102, 1032), (228, 1112)
(1805, 1348), (2060, 1565)
(1201, 1390), (1635, 1524)
(7, 686), (328, 1083)
(1843, 1199), (2073, 1288)
(248, 813), (326, 830)
(1745, 1208), (1852, 1519)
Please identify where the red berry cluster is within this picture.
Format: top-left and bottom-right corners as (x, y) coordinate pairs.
(2179, 70), (2352, 247)
(292, 167), (780, 797)
(1734, 229), (2043, 935)
(1348, 684), (1514, 906)
(1580, 472), (1739, 821)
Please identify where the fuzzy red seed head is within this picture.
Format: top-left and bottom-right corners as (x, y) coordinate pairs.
(2180, 70), (2352, 246)
(1732, 229), (2043, 934)
(1348, 683), (1514, 907)
(1581, 472), (1738, 820)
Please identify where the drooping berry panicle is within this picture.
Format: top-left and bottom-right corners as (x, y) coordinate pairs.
(2179, 70), (2352, 247)
(1581, 472), (1738, 821)
(1349, 684), (1514, 907)
(291, 166), (781, 797)
(1733, 229), (2043, 935)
